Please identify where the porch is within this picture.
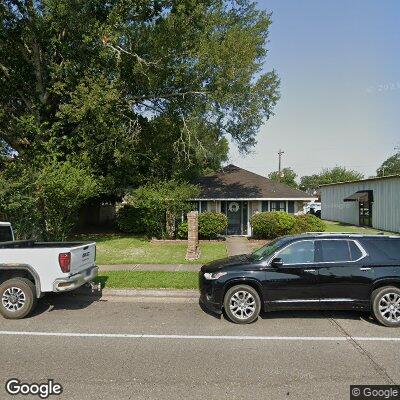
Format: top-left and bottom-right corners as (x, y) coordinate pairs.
(191, 200), (304, 236)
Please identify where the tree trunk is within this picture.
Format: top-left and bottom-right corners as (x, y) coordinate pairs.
(165, 210), (175, 239)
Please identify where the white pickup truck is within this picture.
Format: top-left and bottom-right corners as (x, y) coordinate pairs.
(0, 222), (98, 319)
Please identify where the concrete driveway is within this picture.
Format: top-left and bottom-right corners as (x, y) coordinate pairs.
(0, 293), (399, 400)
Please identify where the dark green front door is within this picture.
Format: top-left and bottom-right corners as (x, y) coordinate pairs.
(221, 201), (248, 235)
(224, 201), (248, 235)
(227, 201), (241, 235)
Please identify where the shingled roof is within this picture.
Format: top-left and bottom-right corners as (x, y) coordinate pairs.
(194, 165), (314, 200)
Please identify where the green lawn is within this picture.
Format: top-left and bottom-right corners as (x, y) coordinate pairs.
(95, 271), (199, 289)
(78, 234), (227, 265)
(323, 220), (397, 235)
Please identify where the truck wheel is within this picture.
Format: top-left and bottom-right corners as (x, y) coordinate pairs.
(372, 286), (400, 327)
(0, 278), (37, 319)
(223, 284), (261, 324)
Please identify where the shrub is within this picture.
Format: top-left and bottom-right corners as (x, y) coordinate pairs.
(177, 221), (188, 239)
(198, 212), (228, 239)
(116, 204), (165, 237)
(251, 212), (296, 239)
(124, 180), (200, 238)
(116, 204), (145, 234)
(177, 212), (227, 239)
(251, 212), (327, 239)
(291, 214), (326, 234)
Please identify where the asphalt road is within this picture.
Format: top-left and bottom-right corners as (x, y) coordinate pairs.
(1, 293), (400, 400)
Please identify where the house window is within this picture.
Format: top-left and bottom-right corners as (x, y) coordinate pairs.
(288, 201), (295, 213)
(221, 201), (226, 214)
(209, 201), (217, 212)
(200, 201), (208, 213)
(261, 201), (269, 212)
(270, 201), (286, 212)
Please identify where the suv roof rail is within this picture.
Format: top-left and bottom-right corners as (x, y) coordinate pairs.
(300, 232), (361, 235)
(300, 232), (397, 237)
(300, 232), (366, 237)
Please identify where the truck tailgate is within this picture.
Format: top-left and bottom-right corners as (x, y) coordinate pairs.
(69, 243), (96, 274)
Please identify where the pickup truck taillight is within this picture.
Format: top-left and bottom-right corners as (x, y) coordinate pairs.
(59, 252), (71, 273)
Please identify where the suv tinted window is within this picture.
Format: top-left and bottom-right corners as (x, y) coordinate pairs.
(363, 238), (400, 261)
(277, 240), (315, 264)
(0, 226), (12, 242)
(349, 241), (363, 261)
(319, 240), (351, 262)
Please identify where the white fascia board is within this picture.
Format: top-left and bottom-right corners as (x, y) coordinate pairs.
(191, 198), (318, 201)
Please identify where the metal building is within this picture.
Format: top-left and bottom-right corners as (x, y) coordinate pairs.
(320, 175), (400, 233)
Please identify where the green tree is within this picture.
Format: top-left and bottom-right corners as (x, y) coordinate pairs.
(377, 152), (400, 177)
(0, 0), (280, 190)
(0, 161), (101, 240)
(300, 167), (364, 194)
(268, 167), (298, 188)
(125, 181), (200, 238)
(36, 162), (101, 240)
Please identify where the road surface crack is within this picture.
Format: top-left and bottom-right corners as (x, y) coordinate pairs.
(327, 314), (396, 384)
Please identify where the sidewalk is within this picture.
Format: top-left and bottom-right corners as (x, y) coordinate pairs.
(225, 236), (251, 256)
(99, 264), (202, 272)
(74, 286), (199, 302)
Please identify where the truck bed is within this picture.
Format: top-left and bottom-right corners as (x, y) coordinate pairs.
(0, 240), (90, 249)
(0, 240), (97, 293)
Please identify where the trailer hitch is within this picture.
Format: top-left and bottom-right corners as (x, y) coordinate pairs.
(86, 281), (102, 293)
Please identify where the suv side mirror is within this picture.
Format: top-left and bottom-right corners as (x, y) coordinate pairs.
(271, 257), (284, 268)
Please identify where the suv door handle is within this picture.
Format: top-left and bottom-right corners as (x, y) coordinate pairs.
(360, 267), (372, 271)
(304, 269), (316, 273)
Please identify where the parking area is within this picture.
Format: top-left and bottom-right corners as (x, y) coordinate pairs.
(0, 294), (399, 400)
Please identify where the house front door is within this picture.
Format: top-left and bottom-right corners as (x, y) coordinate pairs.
(227, 201), (242, 235)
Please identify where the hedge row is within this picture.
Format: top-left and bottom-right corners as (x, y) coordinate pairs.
(116, 206), (228, 239)
(250, 212), (325, 239)
(178, 212), (228, 239)
(115, 204), (164, 237)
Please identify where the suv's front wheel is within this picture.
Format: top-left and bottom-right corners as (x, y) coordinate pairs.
(223, 284), (261, 324)
(0, 278), (37, 319)
(372, 286), (400, 327)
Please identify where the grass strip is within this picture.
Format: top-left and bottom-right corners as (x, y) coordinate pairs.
(94, 271), (199, 289)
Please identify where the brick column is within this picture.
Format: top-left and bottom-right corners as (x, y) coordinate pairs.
(185, 211), (200, 260)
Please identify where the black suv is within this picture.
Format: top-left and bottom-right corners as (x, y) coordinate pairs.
(200, 234), (400, 327)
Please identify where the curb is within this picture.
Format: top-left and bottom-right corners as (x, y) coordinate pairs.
(73, 287), (199, 300)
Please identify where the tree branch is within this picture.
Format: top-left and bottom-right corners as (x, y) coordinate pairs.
(131, 91), (208, 102)
(0, 63), (34, 111)
(26, 0), (48, 115)
(103, 41), (161, 67)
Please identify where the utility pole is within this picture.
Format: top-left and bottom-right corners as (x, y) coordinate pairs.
(278, 149), (285, 180)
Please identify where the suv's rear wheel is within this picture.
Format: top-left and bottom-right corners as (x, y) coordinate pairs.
(372, 286), (400, 327)
(0, 278), (37, 319)
(223, 284), (261, 324)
